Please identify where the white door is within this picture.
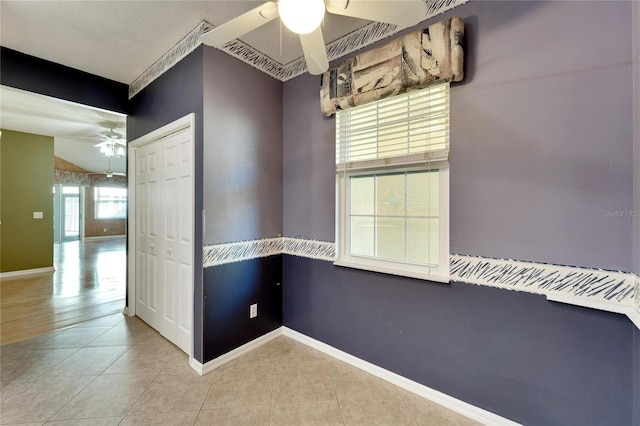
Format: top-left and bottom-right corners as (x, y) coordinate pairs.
(134, 126), (193, 354)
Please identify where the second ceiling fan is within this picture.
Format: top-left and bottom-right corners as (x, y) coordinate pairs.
(201, 0), (428, 75)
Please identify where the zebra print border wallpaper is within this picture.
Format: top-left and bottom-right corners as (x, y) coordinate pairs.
(202, 237), (640, 328)
(129, 0), (470, 97)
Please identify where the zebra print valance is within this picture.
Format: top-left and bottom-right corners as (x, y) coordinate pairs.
(320, 17), (465, 116)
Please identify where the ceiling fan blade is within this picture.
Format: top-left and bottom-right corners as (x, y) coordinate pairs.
(299, 27), (329, 75)
(325, 0), (427, 27)
(201, 1), (279, 47)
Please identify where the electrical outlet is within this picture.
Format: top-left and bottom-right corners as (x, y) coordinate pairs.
(33, 212), (43, 219)
(249, 304), (257, 318)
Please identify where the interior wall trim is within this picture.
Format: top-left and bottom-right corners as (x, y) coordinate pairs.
(128, 0), (470, 96)
(203, 237), (640, 328)
(129, 20), (212, 99)
(0, 266), (55, 280)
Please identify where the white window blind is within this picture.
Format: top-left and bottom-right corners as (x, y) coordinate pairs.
(336, 83), (450, 172)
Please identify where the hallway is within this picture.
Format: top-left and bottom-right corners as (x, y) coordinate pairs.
(0, 238), (126, 345)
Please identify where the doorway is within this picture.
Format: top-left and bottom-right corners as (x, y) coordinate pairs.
(53, 184), (82, 243)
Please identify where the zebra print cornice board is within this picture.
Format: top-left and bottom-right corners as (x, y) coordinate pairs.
(202, 237), (640, 329)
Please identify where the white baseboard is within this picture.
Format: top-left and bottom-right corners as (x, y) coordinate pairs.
(282, 327), (521, 426)
(189, 326), (519, 425)
(189, 327), (284, 376)
(0, 266), (55, 280)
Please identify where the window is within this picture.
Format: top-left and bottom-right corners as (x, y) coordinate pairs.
(335, 83), (450, 282)
(94, 187), (127, 219)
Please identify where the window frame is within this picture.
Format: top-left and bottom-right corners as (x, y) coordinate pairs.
(335, 165), (449, 283)
(334, 85), (450, 283)
(94, 186), (127, 220)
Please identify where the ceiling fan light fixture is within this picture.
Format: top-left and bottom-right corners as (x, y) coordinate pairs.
(278, 0), (325, 35)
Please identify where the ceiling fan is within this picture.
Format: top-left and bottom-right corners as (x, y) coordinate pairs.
(88, 156), (126, 178)
(201, 0), (428, 75)
(93, 127), (126, 158)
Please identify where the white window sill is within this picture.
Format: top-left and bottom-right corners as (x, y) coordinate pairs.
(333, 259), (450, 284)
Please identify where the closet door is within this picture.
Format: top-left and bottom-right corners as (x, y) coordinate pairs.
(134, 127), (192, 354)
(135, 142), (162, 329)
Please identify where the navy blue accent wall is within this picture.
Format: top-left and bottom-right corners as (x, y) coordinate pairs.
(0, 47), (128, 114)
(203, 256), (282, 361)
(127, 47), (205, 362)
(283, 255), (633, 425)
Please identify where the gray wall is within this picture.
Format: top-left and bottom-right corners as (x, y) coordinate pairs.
(203, 47), (283, 244)
(282, 1), (636, 424)
(282, 74), (335, 242)
(450, 1), (633, 271)
(201, 47), (283, 362)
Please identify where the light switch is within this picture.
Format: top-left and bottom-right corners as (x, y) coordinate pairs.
(33, 212), (43, 219)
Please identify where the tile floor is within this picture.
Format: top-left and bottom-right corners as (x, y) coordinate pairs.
(1, 314), (480, 425)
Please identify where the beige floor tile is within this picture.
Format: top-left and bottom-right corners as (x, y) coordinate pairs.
(84, 325), (160, 347)
(195, 405), (270, 425)
(331, 365), (399, 401)
(1, 348), (77, 383)
(270, 400), (344, 426)
(2, 323), (480, 426)
(43, 346), (129, 377)
(202, 364), (273, 409)
(271, 371), (336, 404)
(45, 417), (123, 425)
(128, 369), (213, 415)
(339, 395), (417, 426)
(51, 373), (156, 420)
(75, 314), (125, 328)
(401, 392), (482, 426)
(0, 376), (94, 424)
(31, 327), (111, 350)
(102, 344), (181, 375)
(119, 411), (199, 426)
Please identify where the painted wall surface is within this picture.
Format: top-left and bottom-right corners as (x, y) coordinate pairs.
(83, 187), (126, 238)
(282, 1), (636, 425)
(201, 47), (283, 363)
(283, 256), (633, 425)
(449, 1), (633, 271)
(0, 130), (54, 272)
(202, 47), (283, 245)
(128, 47), (205, 361)
(0, 47), (128, 114)
(282, 74), (335, 242)
(203, 256), (282, 361)
(633, 4), (640, 425)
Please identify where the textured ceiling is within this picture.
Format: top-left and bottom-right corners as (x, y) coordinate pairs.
(0, 86), (127, 174)
(0, 1), (369, 84)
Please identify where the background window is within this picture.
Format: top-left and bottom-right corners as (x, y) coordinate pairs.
(95, 187), (127, 219)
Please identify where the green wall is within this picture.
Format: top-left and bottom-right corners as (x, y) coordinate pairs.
(1, 129), (54, 272)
